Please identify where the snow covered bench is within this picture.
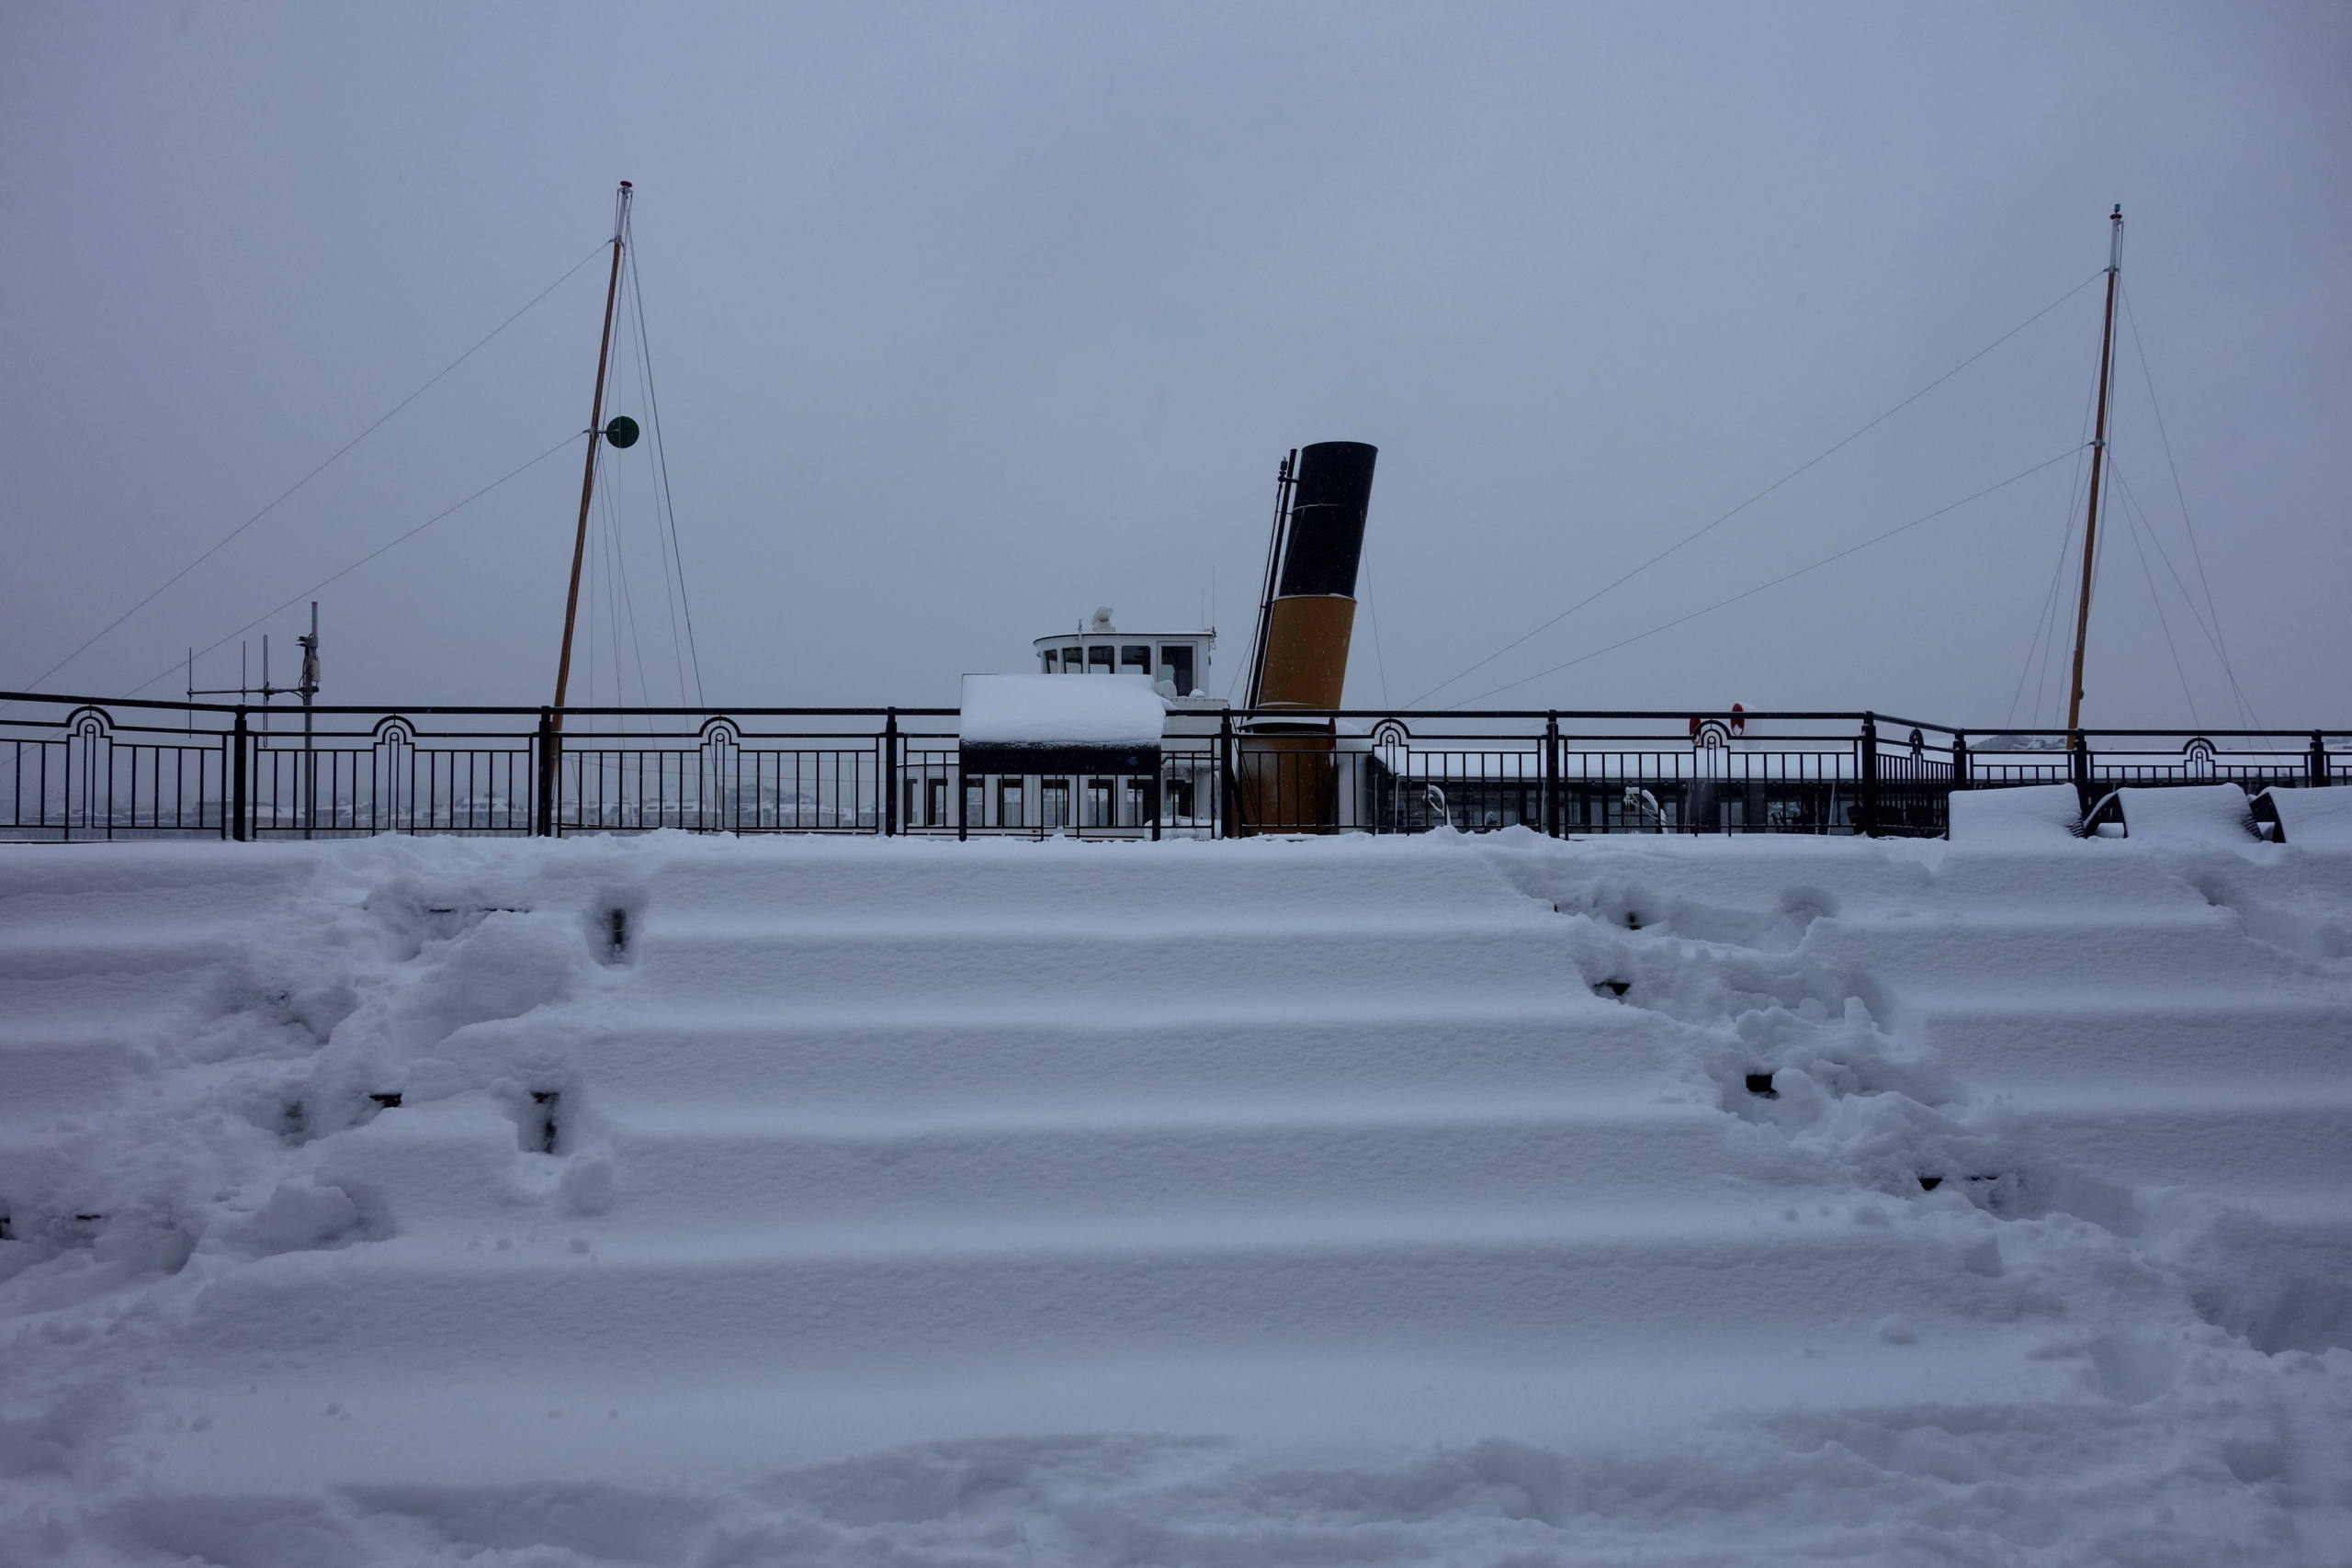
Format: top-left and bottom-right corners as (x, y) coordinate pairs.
(2251, 784), (2352, 847)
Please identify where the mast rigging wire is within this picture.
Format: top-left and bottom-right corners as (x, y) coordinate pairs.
(622, 218), (706, 705)
(1406, 269), (2108, 707)
(2110, 462), (2265, 730)
(1445, 446), (2086, 710)
(125, 433), (580, 697)
(2007, 371), (2100, 728)
(2120, 282), (2245, 706)
(618, 258), (690, 706)
(2122, 494), (2201, 729)
(601, 442), (656, 721)
(1362, 536), (1393, 708)
(12, 242), (608, 701)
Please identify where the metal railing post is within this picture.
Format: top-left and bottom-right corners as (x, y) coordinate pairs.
(231, 708), (249, 842)
(1218, 711), (1237, 840)
(2314, 730), (2330, 788)
(1951, 730), (1970, 789)
(1857, 714), (1879, 838)
(883, 709), (899, 837)
(535, 708), (558, 838)
(1544, 712), (1560, 838)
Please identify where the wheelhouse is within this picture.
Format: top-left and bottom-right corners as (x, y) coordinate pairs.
(1033, 607), (1215, 700)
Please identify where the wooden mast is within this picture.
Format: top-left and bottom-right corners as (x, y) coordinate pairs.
(2064, 204), (2123, 740)
(553, 180), (632, 726)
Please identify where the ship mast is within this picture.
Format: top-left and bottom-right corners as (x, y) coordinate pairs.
(553, 180), (632, 724)
(2064, 204), (2123, 740)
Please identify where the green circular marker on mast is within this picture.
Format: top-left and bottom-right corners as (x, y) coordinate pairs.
(604, 414), (640, 449)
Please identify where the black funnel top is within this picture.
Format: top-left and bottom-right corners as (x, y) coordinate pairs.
(1276, 441), (1378, 599)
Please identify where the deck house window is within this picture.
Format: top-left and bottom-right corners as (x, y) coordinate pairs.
(1120, 646), (1150, 676)
(1088, 645), (1114, 673)
(997, 777), (1023, 827)
(1040, 650), (1056, 672)
(1158, 646), (1194, 695)
(1084, 777), (1114, 827)
(1041, 778), (1070, 829)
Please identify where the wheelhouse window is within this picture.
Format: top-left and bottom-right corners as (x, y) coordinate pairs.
(1062, 648), (1086, 671)
(1120, 645), (1150, 676)
(1088, 645), (1114, 673)
(1040, 650), (1057, 672)
(1158, 645), (1195, 695)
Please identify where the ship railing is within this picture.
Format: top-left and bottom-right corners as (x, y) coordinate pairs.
(1, 692), (2341, 842)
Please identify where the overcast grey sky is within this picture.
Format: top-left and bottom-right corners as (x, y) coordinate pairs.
(4, 2), (2346, 728)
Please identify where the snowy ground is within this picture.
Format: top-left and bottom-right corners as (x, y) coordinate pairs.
(2, 825), (2349, 1566)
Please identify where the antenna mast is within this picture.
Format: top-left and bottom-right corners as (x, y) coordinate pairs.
(554, 181), (632, 724)
(2064, 205), (2123, 739)
(1245, 450), (1297, 708)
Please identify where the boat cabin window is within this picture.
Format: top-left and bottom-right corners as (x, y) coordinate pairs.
(1121, 645), (1150, 675)
(1061, 648), (1086, 672)
(1158, 645), (1194, 696)
(1088, 645), (1114, 673)
(1040, 650), (1057, 672)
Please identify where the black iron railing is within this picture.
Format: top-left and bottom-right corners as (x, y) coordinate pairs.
(2, 691), (2341, 843)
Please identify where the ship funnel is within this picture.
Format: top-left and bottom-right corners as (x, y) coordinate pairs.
(1250, 441), (1377, 711)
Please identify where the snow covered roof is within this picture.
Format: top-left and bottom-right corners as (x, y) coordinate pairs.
(959, 672), (1167, 749)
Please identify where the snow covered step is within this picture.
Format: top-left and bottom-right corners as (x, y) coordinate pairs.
(1797, 909), (2312, 991)
(129, 1337), (2086, 1499)
(582, 1098), (1735, 1231)
(317, 1089), (1735, 1237)
(1923, 998), (2352, 1088)
(478, 1002), (1687, 1110)
(178, 1203), (1998, 1372)
(1510, 838), (2207, 919)
(0, 1032), (140, 1127)
(2001, 1090), (2352, 1201)
(0, 932), (231, 1026)
(0, 842), (311, 934)
(629, 920), (1587, 1007)
(641, 838), (1536, 922)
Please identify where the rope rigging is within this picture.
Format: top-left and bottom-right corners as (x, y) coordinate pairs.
(123, 432), (582, 697)
(2121, 282), (2243, 706)
(625, 222), (706, 706)
(2007, 367), (2100, 728)
(2121, 483), (2201, 729)
(1444, 445), (2087, 710)
(11, 242), (609, 702)
(1407, 268), (2109, 708)
(2001, 268), (2261, 736)
(571, 195), (707, 716)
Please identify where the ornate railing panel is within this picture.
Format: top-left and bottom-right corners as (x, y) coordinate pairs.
(1, 694), (2341, 843)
